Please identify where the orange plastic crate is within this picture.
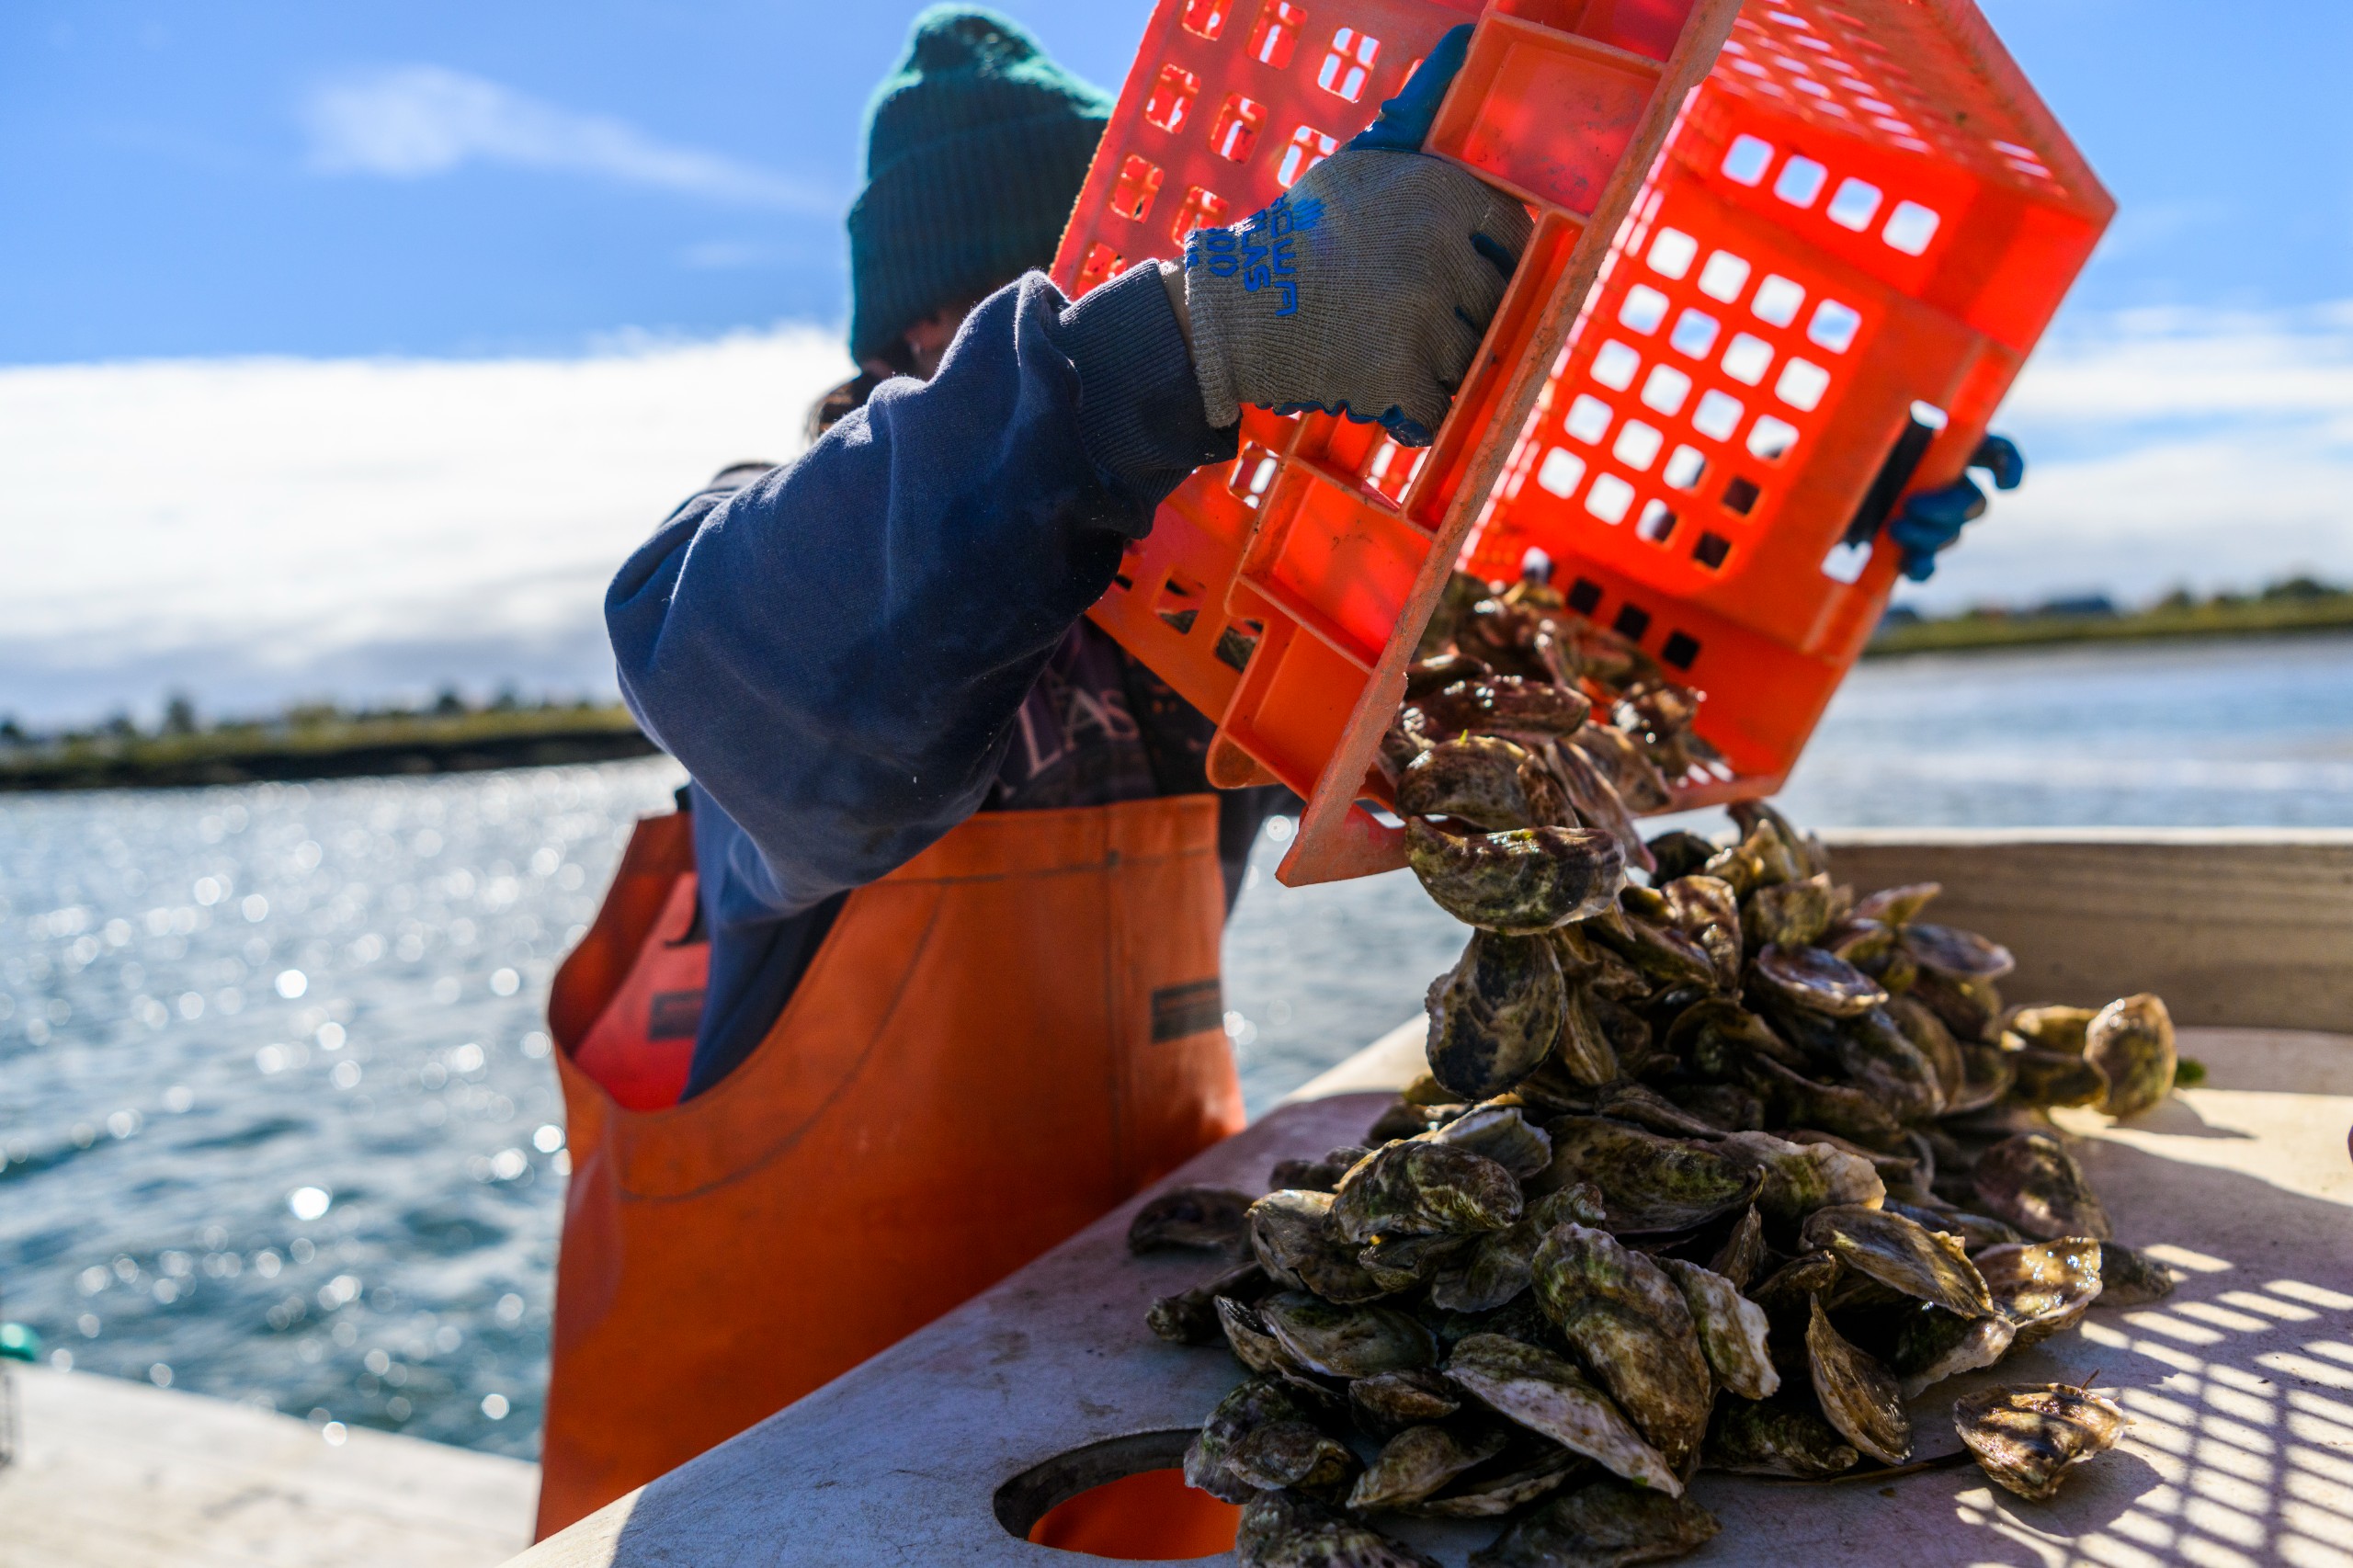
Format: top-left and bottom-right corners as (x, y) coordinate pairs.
(1051, 0), (2111, 885)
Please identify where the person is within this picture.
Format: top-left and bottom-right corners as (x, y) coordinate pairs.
(529, 5), (2017, 1537)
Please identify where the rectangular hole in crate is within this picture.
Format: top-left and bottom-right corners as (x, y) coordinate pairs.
(1316, 26), (1379, 101)
(1276, 123), (1337, 187)
(1670, 309), (1719, 358)
(1074, 243), (1124, 292)
(1154, 571), (1208, 636)
(1660, 630), (1700, 670)
(1648, 228), (1698, 278)
(1216, 619), (1265, 671)
(1612, 603), (1652, 642)
(1691, 390), (1742, 441)
(1170, 185), (1230, 246)
(1620, 284), (1669, 335)
(1722, 474), (1762, 515)
(1567, 577), (1603, 615)
(1565, 392), (1613, 444)
(1821, 539), (1871, 583)
(1882, 200), (1940, 255)
(1721, 133), (1772, 186)
(1641, 365), (1690, 416)
(1537, 448), (1587, 498)
(1722, 333), (1773, 386)
(1752, 275), (1805, 326)
(1637, 499), (1677, 543)
(1774, 155), (1827, 207)
(1144, 64), (1200, 134)
(1248, 1), (1307, 69)
(1362, 436), (1425, 503)
(1692, 530), (1731, 569)
(1698, 251), (1751, 303)
(1230, 444), (1280, 506)
(1586, 473), (1636, 524)
(1827, 177), (1882, 231)
(1663, 445), (1705, 491)
(1593, 341), (1641, 391)
(1612, 421), (1663, 472)
(1775, 358), (1830, 412)
(1809, 299), (1860, 353)
(1109, 154), (1164, 222)
(1748, 415), (1799, 461)
(1211, 95), (1266, 162)
(1181, 0), (1234, 40)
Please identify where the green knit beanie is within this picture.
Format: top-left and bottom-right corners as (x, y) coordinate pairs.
(847, 6), (1112, 365)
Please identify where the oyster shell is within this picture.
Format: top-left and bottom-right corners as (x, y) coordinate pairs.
(1912, 968), (2002, 1044)
(1952, 1381), (2128, 1502)
(1129, 1186), (1255, 1255)
(1333, 1140), (1522, 1244)
(1349, 1368), (1461, 1438)
(2005, 1005), (2097, 1054)
(1441, 1333), (1681, 1494)
(1591, 899), (1721, 991)
(1531, 1224), (1715, 1474)
(1658, 875), (1744, 991)
(1427, 930), (1567, 1101)
(1714, 1131), (1885, 1226)
(1250, 1188), (1397, 1303)
(1397, 1445), (1586, 1518)
(1406, 819), (1626, 935)
(1426, 1102), (1554, 1180)
(1750, 944), (1890, 1018)
(1360, 1233), (1481, 1294)
(1750, 1251), (1839, 1318)
(1149, 1261), (1271, 1346)
(1217, 1295), (1324, 1386)
(1664, 1082), (1765, 1133)
(1410, 675), (1594, 744)
(1891, 1305), (2017, 1398)
(1272, 1146), (1376, 1193)
(2086, 994), (2177, 1119)
(1852, 881), (1940, 926)
(1881, 1195), (2019, 1255)
(1901, 922), (2015, 982)
(1260, 1292), (1439, 1380)
(1187, 1376), (1354, 1503)
(1709, 1205), (1768, 1290)
(2008, 1048), (2107, 1108)
(1547, 982), (1622, 1088)
(1972, 1133), (2113, 1242)
(1976, 1237), (2103, 1346)
(1347, 1420), (1513, 1511)
(1398, 736), (1555, 832)
(1534, 1118), (1759, 1233)
(1470, 1477), (1720, 1568)
(1367, 1099), (1462, 1143)
(1799, 1205), (1995, 1318)
(1885, 994), (1969, 1107)
(1435, 1185), (1608, 1314)
(1573, 726), (1674, 814)
(2096, 1240), (2177, 1306)
(1805, 1297), (1910, 1465)
(1547, 737), (1655, 874)
(1235, 1488), (1440, 1568)
(1949, 1040), (2018, 1114)
(1406, 649), (1493, 699)
(1645, 831), (1721, 883)
(1745, 875), (1840, 949)
(1702, 1393), (1859, 1477)
(1659, 1257), (1779, 1400)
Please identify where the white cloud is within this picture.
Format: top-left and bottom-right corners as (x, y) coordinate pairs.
(301, 65), (830, 212)
(0, 328), (850, 722)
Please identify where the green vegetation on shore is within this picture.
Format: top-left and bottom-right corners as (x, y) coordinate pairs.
(1868, 574), (2353, 656)
(0, 693), (654, 792)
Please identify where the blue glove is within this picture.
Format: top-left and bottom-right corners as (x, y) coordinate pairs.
(1888, 434), (2024, 582)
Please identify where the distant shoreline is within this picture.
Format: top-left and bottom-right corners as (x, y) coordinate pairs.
(1866, 596), (2353, 658)
(0, 707), (658, 793)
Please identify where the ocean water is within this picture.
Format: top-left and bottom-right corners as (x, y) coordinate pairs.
(4, 632), (2349, 1460)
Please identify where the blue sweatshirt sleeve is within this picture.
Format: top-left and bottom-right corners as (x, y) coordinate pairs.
(607, 264), (1233, 921)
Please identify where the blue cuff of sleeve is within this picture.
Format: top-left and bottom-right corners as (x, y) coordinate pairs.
(1051, 264), (1238, 522)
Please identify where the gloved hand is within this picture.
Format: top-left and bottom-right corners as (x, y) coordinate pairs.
(1182, 25), (1530, 446)
(1888, 434), (2024, 582)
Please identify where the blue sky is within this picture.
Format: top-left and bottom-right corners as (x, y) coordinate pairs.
(7, 0), (2349, 363)
(6, 1), (2353, 723)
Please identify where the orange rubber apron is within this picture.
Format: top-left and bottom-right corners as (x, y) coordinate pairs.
(534, 794), (1246, 1537)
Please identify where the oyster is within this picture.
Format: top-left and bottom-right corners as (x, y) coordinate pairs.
(2085, 994), (2177, 1118)
(2096, 1241), (2177, 1306)
(1398, 736), (1557, 832)
(2008, 1048), (2107, 1108)
(1398, 1445), (1586, 1518)
(2005, 1005), (2097, 1054)
(1350, 1368), (1461, 1438)
(1659, 1257), (1779, 1400)
(1187, 1376), (1354, 1503)
(1852, 881), (1939, 926)
(1531, 1224), (1715, 1474)
(1535, 1118), (1759, 1233)
(1406, 819), (1627, 935)
(1835, 1007), (1946, 1123)
(1591, 900), (1721, 991)
(1333, 1140), (1522, 1244)
(1912, 968), (2003, 1044)
(1149, 1261), (1272, 1346)
(1441, 1333), (1680, 1495)
(1714, 1131), (1885, 1226)
(1235, 1488), (1439, 1568)
(1471, 1477), (1720, 1568)
(1664, 1082), (1764, 1133)
(1572, 725), (1674, 814)
(1260, 1292), (1439, 1379)
(1361, 1233), (1481, 1294)
(1272, 1146), (1376, 1193)
(1435, 1185), (1608, 1314)
(1426, 1102), (1554, 1180)
(1741, 1054), (1904, 1148)
(1749, 1250), (1840, 1318)
(1972, 1133), (2113, 1242)
(1952, 1381), (2128, 1502)
(1884, 994), (1968, 1106)
(1218, 1295), (1323, 1386)
(1881, 1196), (2018, 1255)
(1976, 1238), (2104, 1346)
(1805, 1297), (1911, 1465)
(1750, 944), (1889, 1018)
(1249, 1188), (1396, 1303)
(1427, 931), (1567, 1101)
(1644, 831), (1720, 883)
(1745, 875), (1840, 949)
(1549, 983), (1622, 1088)
(1405, 649), (1493, 699)
(1949, 1040), (2018, 1114)
(1547, 737), (1655, 874)
(1891, 1305), (2017, 1398)
(1901, 921), (2015, 982)
(1710, 1205), (1768, 1290)
(1347, 1420), (1513, 1511)
(1799, 1205), (1995, 1318)
(1703, 1394), (1859, 1477)
(1411, 675), (1594, 744)
(1129, 1186), (1255, 1254)
(1367, 1100), (1462, 1143)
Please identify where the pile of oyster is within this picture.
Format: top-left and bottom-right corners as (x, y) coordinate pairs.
(1133, 573), (2184, 1566)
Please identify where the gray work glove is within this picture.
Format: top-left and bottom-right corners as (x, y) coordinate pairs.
(1180, 28), (1531, 446)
